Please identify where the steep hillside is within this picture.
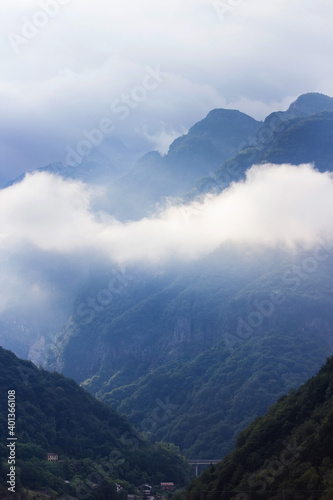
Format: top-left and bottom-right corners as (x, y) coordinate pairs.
(189, 94), (333, 200)
(47, 251), (278, 383)
(46, 246), (333, 459)
(165, 109), (262, 176)
(97, 250), (333, 458)
(0, 347), (190, 499)
(262, 111), (333, 170)
(185, 356), (333, 500)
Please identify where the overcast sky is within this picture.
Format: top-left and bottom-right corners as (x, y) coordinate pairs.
(1, 0), (333, 183)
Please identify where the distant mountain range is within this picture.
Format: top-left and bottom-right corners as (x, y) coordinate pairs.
(8, 92), (333, 219)
(106, 108), (262, 219)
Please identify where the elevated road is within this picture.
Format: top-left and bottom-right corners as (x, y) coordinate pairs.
(188, 459), (222, 477)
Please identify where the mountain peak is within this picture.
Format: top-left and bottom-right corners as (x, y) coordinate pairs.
(287, 92), (333, 116)
(188, 107), (260, 137)
(205, 108), (249, 118)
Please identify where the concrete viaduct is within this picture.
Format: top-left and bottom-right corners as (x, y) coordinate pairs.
(188, 459), (221, 477)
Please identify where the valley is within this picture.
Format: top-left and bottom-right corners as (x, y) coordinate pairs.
(1, 92), (333, 498)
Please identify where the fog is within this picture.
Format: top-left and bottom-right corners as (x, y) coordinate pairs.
(1, 162), (333, 359)
(1, 163), (333, 269)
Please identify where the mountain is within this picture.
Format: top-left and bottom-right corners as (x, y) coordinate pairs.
(41, 93), (333, 462)
(262, 111), (333, 170)
(188, 93), (333, 200)
(165, 108), (262, 176)
(5, 136), (140, 189)
(101, 109), (263, 219)
(5, 93), (332, 219)
(3, 92), (333, 466)
(262, 92), (333, 128)
(4, 108), (262, 222)
(284, 92), (333, 117)
(45, 244), (333, 460)
(185, 355), (333, 500)
(0, 347), (190, 499)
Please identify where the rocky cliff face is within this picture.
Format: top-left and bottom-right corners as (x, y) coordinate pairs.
(43, 246), (333, 459)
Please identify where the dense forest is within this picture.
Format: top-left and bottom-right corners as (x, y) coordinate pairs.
(46, 245), (333, 459)
(0, 347), (191, 499)
(185, 356), (333, 499)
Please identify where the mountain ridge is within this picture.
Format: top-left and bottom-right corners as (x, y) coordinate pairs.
(0, 346), (190, 498)
(185, 355), (333, 500)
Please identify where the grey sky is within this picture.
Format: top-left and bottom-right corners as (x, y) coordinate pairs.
(1, 0), (333, 183)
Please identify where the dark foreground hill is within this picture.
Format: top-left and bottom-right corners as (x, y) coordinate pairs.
(185, 356), (333, 500)
(0, 347), (190, 499)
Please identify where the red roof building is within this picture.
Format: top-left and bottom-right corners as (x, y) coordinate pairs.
(160, 483), (174, 491)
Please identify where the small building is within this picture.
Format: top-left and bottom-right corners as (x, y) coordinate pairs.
(47, 453), (59, 461)
(160, 482), (174, 491)
(138, 484), (153, 494)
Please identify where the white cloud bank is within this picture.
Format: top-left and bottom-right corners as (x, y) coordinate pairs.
(1, 163), (333, 267)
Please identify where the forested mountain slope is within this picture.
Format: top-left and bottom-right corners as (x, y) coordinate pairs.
(0, 347), (190, 499)
(186, 356), (333, 500)
(46, 246), (333, 459)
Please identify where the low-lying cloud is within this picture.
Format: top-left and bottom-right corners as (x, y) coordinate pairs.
(1, 163), (333, 269)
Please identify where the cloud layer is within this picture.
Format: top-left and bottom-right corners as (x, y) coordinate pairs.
(1, 163), (333, 269)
